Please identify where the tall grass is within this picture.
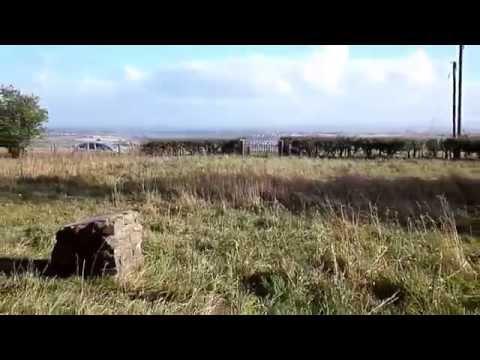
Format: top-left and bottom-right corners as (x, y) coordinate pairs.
(2, 153), (479, 224)
(0, 153), (479, 314)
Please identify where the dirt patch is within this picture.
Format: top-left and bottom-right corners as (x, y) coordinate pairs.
(461, 295), (480, 311)
(306, 282), (328, 314)
(467, 251), (480, 264)
(254, 217), (277, 229)
(313, 253), (348, 277)
(370, 276), (407, 306)
(456, 217), (480, 237)
(194, 239), (215, 252)
(242, 270), (288, 298)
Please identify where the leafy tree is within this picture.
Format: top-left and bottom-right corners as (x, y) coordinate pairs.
(0, 85), (48, 158)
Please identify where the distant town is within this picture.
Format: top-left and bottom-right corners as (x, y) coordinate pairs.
(39, 126), (480, 150)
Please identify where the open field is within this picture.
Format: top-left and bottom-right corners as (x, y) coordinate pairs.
(1, 153), (480, 314)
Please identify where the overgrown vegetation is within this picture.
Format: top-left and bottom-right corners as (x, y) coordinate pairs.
(280, 136), (480, 160)
(141, 139), (242, 156)
(0, 154), (480, 314)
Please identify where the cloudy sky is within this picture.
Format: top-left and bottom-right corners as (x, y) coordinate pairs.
(1, 45), (479, 133)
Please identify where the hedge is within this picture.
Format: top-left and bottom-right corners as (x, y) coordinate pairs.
(279, 136), (480, 160)
(141, 139), (243, 156)
(140, 136), (480, 159)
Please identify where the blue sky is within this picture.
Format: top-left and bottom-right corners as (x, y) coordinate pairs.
(1, 45), (479, 133)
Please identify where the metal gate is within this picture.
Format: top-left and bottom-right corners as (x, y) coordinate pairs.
(244, 138), (279, 156)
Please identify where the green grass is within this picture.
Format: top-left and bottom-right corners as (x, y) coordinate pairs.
(0, 154), (480, 314)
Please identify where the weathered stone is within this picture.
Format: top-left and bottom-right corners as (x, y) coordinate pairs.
(49, 211), (143, 279)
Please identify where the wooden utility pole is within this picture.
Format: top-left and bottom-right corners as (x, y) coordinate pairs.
(452, 61), (457, 138)
(458, 45), (464, 137)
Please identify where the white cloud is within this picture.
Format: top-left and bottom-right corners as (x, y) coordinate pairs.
(34, 70), (50, 85)
(179, 55), (295, 97)
(78, 77), (116, 95)
(275, 78), (293, 95)
(351, 49), (437, 86)
(405, 49), (436, 85)
(32, 69), (62, 90)
(23, 46), (480, 132)
(178, 48), (351, 97)
(124, 65), (146, 81)
(142, 46), (434, 98)
(23, 46), (442, 100)
(302, 45), (349, 94)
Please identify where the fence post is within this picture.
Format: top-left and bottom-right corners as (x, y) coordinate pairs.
(278, 140), (284, 157)
(288, 143), (292, 156)
(240, 139), (246, 157)
(53, 143), (56, 153)
(117, 144), (121, 154)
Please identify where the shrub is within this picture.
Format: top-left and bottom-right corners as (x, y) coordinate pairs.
(0, 85), (48, 158)
(141, 139), (242, 156)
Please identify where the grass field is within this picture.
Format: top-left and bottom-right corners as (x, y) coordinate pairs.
(1, 153), (480, 314)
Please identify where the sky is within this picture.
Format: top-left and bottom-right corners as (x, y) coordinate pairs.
(1, 45), (479, 134)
